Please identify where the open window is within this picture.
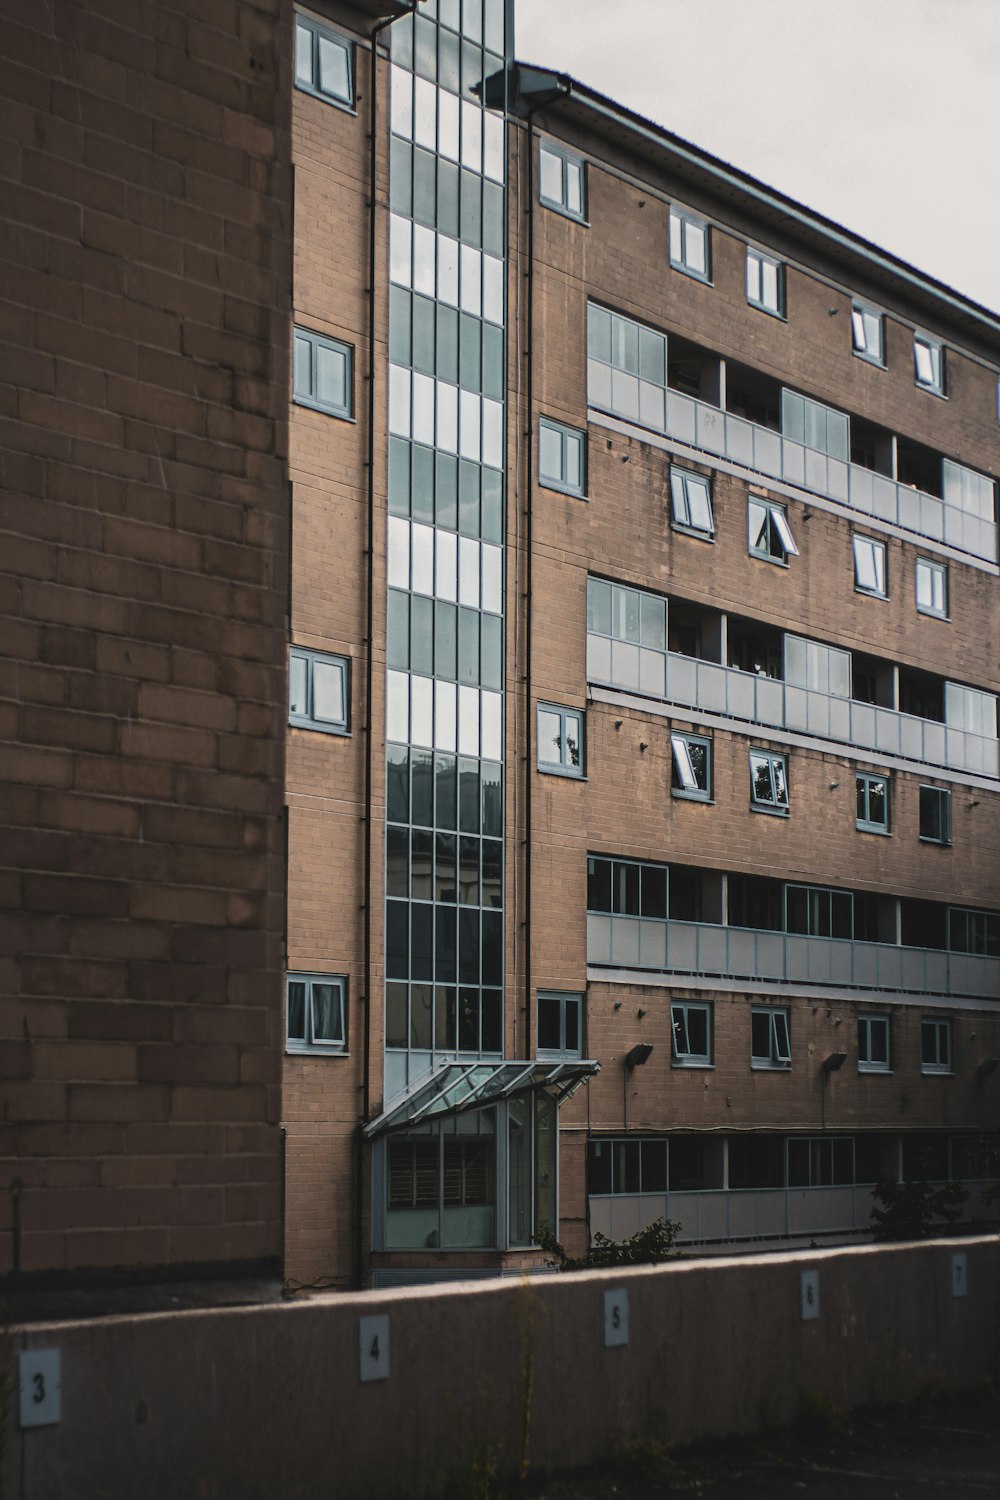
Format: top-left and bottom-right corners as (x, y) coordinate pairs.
(671, 1001), (712, 1066)
(748, 497), (799, 563)
(670, 732), (712, 801)
(751, 1006), (791, 1068)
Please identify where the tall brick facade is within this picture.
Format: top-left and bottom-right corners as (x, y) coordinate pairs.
(3, 1), (995, 1294)
(282, 7), (997, 1289)
(0, 0), (291, 1283)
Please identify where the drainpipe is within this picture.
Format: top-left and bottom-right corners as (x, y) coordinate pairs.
(355, 1), (418, 1292)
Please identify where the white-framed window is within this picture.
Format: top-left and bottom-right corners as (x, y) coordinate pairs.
(539, 417), (586, 497)
(919, 784), (951, 845)
(914, 334), (945, 394)
(856, 772), (890, 834)
(858, 1013), (891, 1073)
(746, 247), (784, 316)
(670, 467), (714, 537)
(852, 535), (887, 597)
(539, 139), (585, 221)
(915, 556), (948, 618)
(294, 327), (353, 419)
(286, 973), (347, 1054)
(669, 207), (711, 282)
(670, 732), (712, 802)
(748, 497), (798, 563)
(921, 1017), (951, 1074)
(671, 1001), (712, 1066)
(295, 15), (354, 109)
(537, 991), (583, 1058)
(537, 702), (584, 778)
(751, 1006), (791, 1069)
(851, 303), (884, 365)
(749, 749), (788, 814)
(289, 646), (349, 734)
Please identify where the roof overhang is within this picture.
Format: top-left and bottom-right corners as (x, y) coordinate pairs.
(364, 1058), (600, 1138)
(511, 62), (1000, 355)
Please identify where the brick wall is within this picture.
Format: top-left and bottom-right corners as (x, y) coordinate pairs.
(514, 117), (1000, 1256)
(0, 0), (291, 1281)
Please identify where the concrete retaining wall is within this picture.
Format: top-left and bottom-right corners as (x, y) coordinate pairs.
(4, 1236), (997, 1500)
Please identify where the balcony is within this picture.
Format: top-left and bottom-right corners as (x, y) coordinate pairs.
(587, 636), (1000, 779)
(586, 914), (1000, 1001)
(586, 308), (998, 565)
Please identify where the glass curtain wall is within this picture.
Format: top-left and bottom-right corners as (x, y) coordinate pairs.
(384, 0), (509, 1105)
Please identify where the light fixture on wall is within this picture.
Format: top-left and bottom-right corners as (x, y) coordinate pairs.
(625, 1043), (653, 1070)
(822, 1051), (847, 1074)
(977, 1057), (998, 1078)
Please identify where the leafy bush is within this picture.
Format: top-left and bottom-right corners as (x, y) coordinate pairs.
(539, 1216), (681, 1271)
(870, 1174), (967, 1241)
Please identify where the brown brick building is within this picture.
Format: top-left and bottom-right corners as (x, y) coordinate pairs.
(2, 0), (997, 1296)
(0, 0), (291, 1288)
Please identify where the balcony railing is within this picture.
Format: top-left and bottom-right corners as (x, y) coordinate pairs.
(590, 1185), (876, 1245)
(589, 1181), (990, 1245)
(588, 380), (998, 565)
(586, 915), (1000, 1001)
(587, 636), (1000, 780)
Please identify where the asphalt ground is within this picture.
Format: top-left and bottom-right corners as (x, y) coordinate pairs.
(523, 1385), (1000, 1500)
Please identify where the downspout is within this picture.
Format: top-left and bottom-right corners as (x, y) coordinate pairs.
(356, 1), (418, 1292)
(519, 78), (569, 1064)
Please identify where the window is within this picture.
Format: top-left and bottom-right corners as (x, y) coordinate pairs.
(851, 303), (884, 365)
(289, 646), (349, 734)
(919, 785), (951, 845)
(746, 247), (784, 316)
(539, 417), (586, 497)
(537, 703), (584, 777)
(751, 1006), (791, 1068)
(669, 207), (711, 282)
(671, 1001), (712, 1066)
(670, 468), (714, 536)
(586, 856), (667, 918)
(914, 335), (944, 394)
(294, 328), (353, 419)
(537, 992), (583, 1058)
(858, 1014), (891, 1073)
(749, 749), (788, 813)
(586, 576), (668, 697)
(539, 139), (585, 220)
(915, 557), (948, 618)
(921, 1017), (951, 1074)
(587, 1137), (667, 1196)
(670, 732), (711, 801)
(785, 884), (853, 938)
(787, 1138), (854, 1187)
(286, 973), (347, 1054)
(586, 304), (667, 431)
(853, 535), (887, 597)
(781, 390), (849, 461)
(856, 772), (890, 834)
(948, 907), (1000, 958)
(295, 16), (353, 108)
(748, 498), (799, 563)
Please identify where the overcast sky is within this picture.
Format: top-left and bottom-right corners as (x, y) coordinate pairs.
(516, 0), (1000, 315)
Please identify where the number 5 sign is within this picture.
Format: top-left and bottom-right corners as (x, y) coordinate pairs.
(19, 1349), (62, 1428)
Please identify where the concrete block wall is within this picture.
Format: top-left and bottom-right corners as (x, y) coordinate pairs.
(4, 1236), (997, 1499)
(0, 1), (292, 1281)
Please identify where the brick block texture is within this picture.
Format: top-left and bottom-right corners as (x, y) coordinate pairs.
(0, 0), (291, 1281)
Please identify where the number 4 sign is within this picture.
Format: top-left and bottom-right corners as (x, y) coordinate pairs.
(359, 1314), (390, 1382)
(19, 1349), (62, 1428)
